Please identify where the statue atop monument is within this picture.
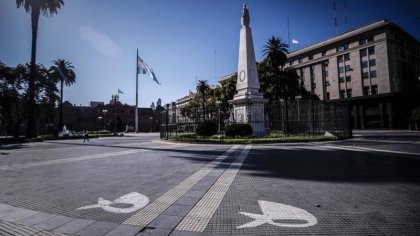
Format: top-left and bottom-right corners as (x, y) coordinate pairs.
(241, 4), (250, 27)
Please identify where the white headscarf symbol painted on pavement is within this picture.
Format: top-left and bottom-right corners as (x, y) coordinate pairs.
(237, 200), (318, 229)
(77, 192), (149, 214)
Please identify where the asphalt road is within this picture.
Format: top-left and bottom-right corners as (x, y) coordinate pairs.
(0, 131), (419, 235)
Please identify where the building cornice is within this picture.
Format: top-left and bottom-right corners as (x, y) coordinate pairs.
(288, 19), (390, 58)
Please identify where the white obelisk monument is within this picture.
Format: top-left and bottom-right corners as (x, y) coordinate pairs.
(230, 4), (266, 136)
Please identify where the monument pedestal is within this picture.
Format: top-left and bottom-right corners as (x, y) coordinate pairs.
(230, 95), (267, 137)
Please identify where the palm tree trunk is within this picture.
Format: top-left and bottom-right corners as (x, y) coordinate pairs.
(59, 78), (64, 131)
(26, 10), (40, 138)
(202, 95), (205, 121)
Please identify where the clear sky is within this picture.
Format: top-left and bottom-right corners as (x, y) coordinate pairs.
(1, 0), (419, 107)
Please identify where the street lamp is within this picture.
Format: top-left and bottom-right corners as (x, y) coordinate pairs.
(102, 109), (108, 130)
(165, 103), (170, 140)
(98, 116), (102, 131)
(216, 101), (222, 137)
(112, 95), (119, 135)
(150, 116), (153, 132)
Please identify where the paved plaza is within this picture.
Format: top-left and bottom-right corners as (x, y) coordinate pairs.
(0, 131), (419, 235)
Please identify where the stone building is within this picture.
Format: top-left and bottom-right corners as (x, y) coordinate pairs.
(287, 19), (420, 129)
(61, 99), (164, 133)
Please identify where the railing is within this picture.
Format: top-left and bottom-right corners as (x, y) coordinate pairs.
(160, 100), (352, 140)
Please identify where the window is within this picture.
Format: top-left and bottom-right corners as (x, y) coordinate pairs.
(359, 36), (374, 45)
(298, 58), (304, 63)
(326, 80), (330, 86)
(344, 53), (350, 61)
(289, 61), (293, 66)
(340, 90), (346, 98)
(337, 54), (349, 63)
(338, 66), (344, 73)
(326, 92), (330, 100)
(325, 70), (329, 77)
(347, 89), (352, 98)
(310, 65), (316, 80)
(339, 76), (345, 82)
(300, 68), (305, 81)
(345, 65), (352, 71)
(322, 51), (326, 56)
(368, 46), (375, 55)
(362, 72), (369, 78)
(362, 61), (368, 68)
(308, 55), (313, 60)
(346, 75), (351, 81)
(312, 82), (316, 88)
(337, 44), (349, 52)
(371, 85), (378, 95)
(360, 49), (367, 57)
(369, 59), (376, 66)
(370, 70), (377, 78)
(363, 86), (370, 95)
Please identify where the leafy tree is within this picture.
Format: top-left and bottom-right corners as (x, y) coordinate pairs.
(50, 59), (76, 131)
(0, 62), (59, 137)
(16, 0), (64, 138)
(180, 94), (202, 122)
(0, 63), (26, 137)
(196, 80), (210, 121)
(213, 74), (237, 122)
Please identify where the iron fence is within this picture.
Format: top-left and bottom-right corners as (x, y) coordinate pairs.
(160, 100), (352, 139)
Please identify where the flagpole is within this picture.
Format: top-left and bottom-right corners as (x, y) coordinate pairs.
(135, 49), (139, 133)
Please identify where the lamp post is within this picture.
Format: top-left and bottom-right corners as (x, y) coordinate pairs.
(165, 103), (169, 140)
(149, 116), (153, 132)
(98, 116), (102, 131)
(112, 95), (119, 135)
(216, 101), (222, 139)
(102, 109), (107, 130)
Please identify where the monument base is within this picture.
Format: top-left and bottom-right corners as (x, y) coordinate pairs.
(230, 96), (267, 137)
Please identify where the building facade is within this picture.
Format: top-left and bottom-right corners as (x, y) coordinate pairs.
(61, 99), (164, 133)
(287, 19), (420, 129)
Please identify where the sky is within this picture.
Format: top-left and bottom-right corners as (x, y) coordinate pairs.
(1, 0), (419, 108)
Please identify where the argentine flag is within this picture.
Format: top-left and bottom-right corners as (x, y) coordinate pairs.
(137, 56), (160, 84)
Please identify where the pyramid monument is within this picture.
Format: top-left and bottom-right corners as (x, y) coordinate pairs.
(230, 4), (267, 136)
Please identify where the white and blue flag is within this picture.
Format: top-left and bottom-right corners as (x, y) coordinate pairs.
(137, 56), (160, 84)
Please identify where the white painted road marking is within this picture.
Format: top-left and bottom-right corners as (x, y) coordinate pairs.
(76, 192), (149, 214)
(324, 145), (420, 159)
(123, 145), (241, 226)
(0, 143), (185, 171)
(237, 200), (318, 229)
(175, 145), (252, 232)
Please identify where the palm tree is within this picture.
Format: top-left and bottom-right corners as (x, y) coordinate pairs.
(50, 59), (76, 131)
(262, 36), (289, 69)
(196, 80), (210, 121)
(16, 0), (64, 138)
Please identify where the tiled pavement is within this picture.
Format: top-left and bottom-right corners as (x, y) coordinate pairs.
(1, 135), (420, 235)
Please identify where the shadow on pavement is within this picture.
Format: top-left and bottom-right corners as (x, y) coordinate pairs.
(0, 144), (27, 151)
(167, 145), (420, 183)
(242, 147), (420, 183)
